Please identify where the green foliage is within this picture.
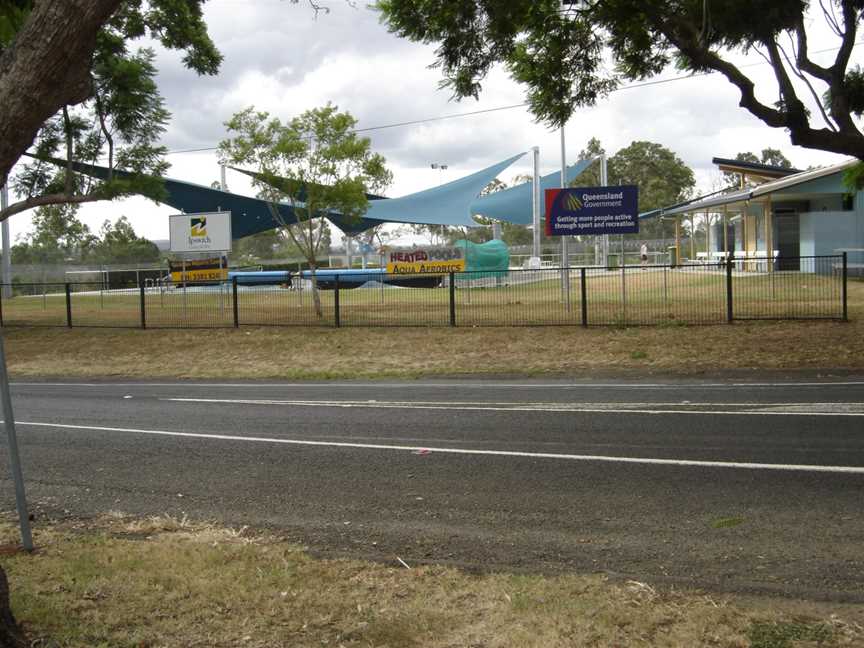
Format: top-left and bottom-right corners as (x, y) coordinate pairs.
(231, 225), (333, 263)
(378, 0), (864, 159)
(94, 215), (161, 264)
(570, 138), (694, 238)
(746, 621), (833, 648)
(4, 1), (221, 219)
(12, 204), (96, 264)
(722, 149), (793, 186)
(0, 0), (30, 49)
(10, 207), (158, 265)
(219, 104), (391, 316)
(219, 104), (391, 268)
(843, 161), (864, 191)
(463, 178), (536, 246)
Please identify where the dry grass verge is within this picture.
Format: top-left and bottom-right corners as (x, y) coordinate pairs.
(2, 317), (863, 380)
(1, 514), (862, 648)
(1, 281), (862, 380)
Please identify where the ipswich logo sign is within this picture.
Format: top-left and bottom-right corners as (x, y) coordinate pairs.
(545, 185), (639, 236)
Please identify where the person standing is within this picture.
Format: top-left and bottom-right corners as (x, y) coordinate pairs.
(640, 242), (648, 268)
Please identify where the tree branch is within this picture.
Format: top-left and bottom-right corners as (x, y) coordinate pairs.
(94, 86), (114, 182)
(780, 38), (837, 132)
(653, 11), (864, 158)
(0, 192), (107, 222)
(794, 18), (832, 82)
(62, 106), (75, 195)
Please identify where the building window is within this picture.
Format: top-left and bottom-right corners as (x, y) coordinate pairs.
(842, 194), (854, 211)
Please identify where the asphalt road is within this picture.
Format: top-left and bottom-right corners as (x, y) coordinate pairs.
(1, 376), (863, 601)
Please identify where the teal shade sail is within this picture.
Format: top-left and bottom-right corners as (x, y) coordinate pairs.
(35, 152), (529, 237)
(469, 158), (594, 225)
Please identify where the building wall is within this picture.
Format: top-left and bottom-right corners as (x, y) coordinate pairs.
(798, 204), (864, 271)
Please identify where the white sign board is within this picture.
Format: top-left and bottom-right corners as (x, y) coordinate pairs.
(169, 211), (232, 253)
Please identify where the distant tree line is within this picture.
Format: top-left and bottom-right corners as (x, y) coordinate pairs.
(6, 203), (160, 266)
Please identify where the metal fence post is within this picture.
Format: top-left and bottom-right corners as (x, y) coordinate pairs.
(65, 283), (72, 328)
(725, 258), (733, 323)
(580, 267), (587, 327)
(449, 272), (456, 326)
(334, 274), (341, 328)
(0, 284), (4, 327)
(139, 279), (146, 329)
(842, 252), (848, 322)
(232, 276), (239, 328)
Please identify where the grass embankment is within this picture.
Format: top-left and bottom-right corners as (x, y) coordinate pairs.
(2, 515), (861, 648)
(2, 284), (863, 379)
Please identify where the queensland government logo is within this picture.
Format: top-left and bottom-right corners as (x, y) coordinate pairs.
(564, 193), (583, 211)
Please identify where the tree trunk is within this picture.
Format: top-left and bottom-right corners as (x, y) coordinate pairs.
(308, 262), (322, 318)
(0, 566), (24, 648)
(0, 0), (123, 186)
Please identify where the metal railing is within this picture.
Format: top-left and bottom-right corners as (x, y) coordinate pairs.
(0, 255), (848, 329)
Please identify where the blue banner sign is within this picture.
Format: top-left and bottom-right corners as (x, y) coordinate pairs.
(545, 185), (639, 236)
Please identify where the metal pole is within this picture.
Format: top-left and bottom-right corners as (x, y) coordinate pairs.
(449, 272), (456, 326)
(531, 146), (541, 267)
(218, 255), (224, 316)
(599, 154), (608, 267)
(0, 332), (33, 551)
(1, 184), (10, 300)
(621, 234), (626, 323)
(334, 274), (340, 328)
(232, 276), (239, 328)
(580, 267), (587, 327)
(560, 127), (570, 311)
(0, 200), (7, 308)
(842, 252), (848, 321)
(182, 257), (187, 321)
(139, 278), (146, 329)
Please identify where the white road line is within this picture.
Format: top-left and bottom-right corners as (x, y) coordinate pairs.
(160, 397), (864, 417)
(10, 381), (864, 389)
(15, 420), (864, 475)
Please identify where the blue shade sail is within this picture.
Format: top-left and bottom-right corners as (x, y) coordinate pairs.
(35, 152), (529, 237)
(469, 158), (594, 225)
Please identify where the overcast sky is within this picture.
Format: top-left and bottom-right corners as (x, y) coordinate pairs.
(8, 0), (864, 244)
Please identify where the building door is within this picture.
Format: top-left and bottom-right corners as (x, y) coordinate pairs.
(774, 210), (799, 270)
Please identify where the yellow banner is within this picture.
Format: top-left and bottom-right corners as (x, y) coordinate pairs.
(169, 257), (228, 283)
(386, 259), (465, 274)
(385, 247), (466, 274)
(170, 268), (228, 282)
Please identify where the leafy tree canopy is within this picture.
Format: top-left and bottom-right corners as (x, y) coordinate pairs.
(10, 206), (158, 265)
(219, 104), (392, 316)
(1, 0), (222, 222)
(568, 138), (694, 238)
(378, 0), (864, 159)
